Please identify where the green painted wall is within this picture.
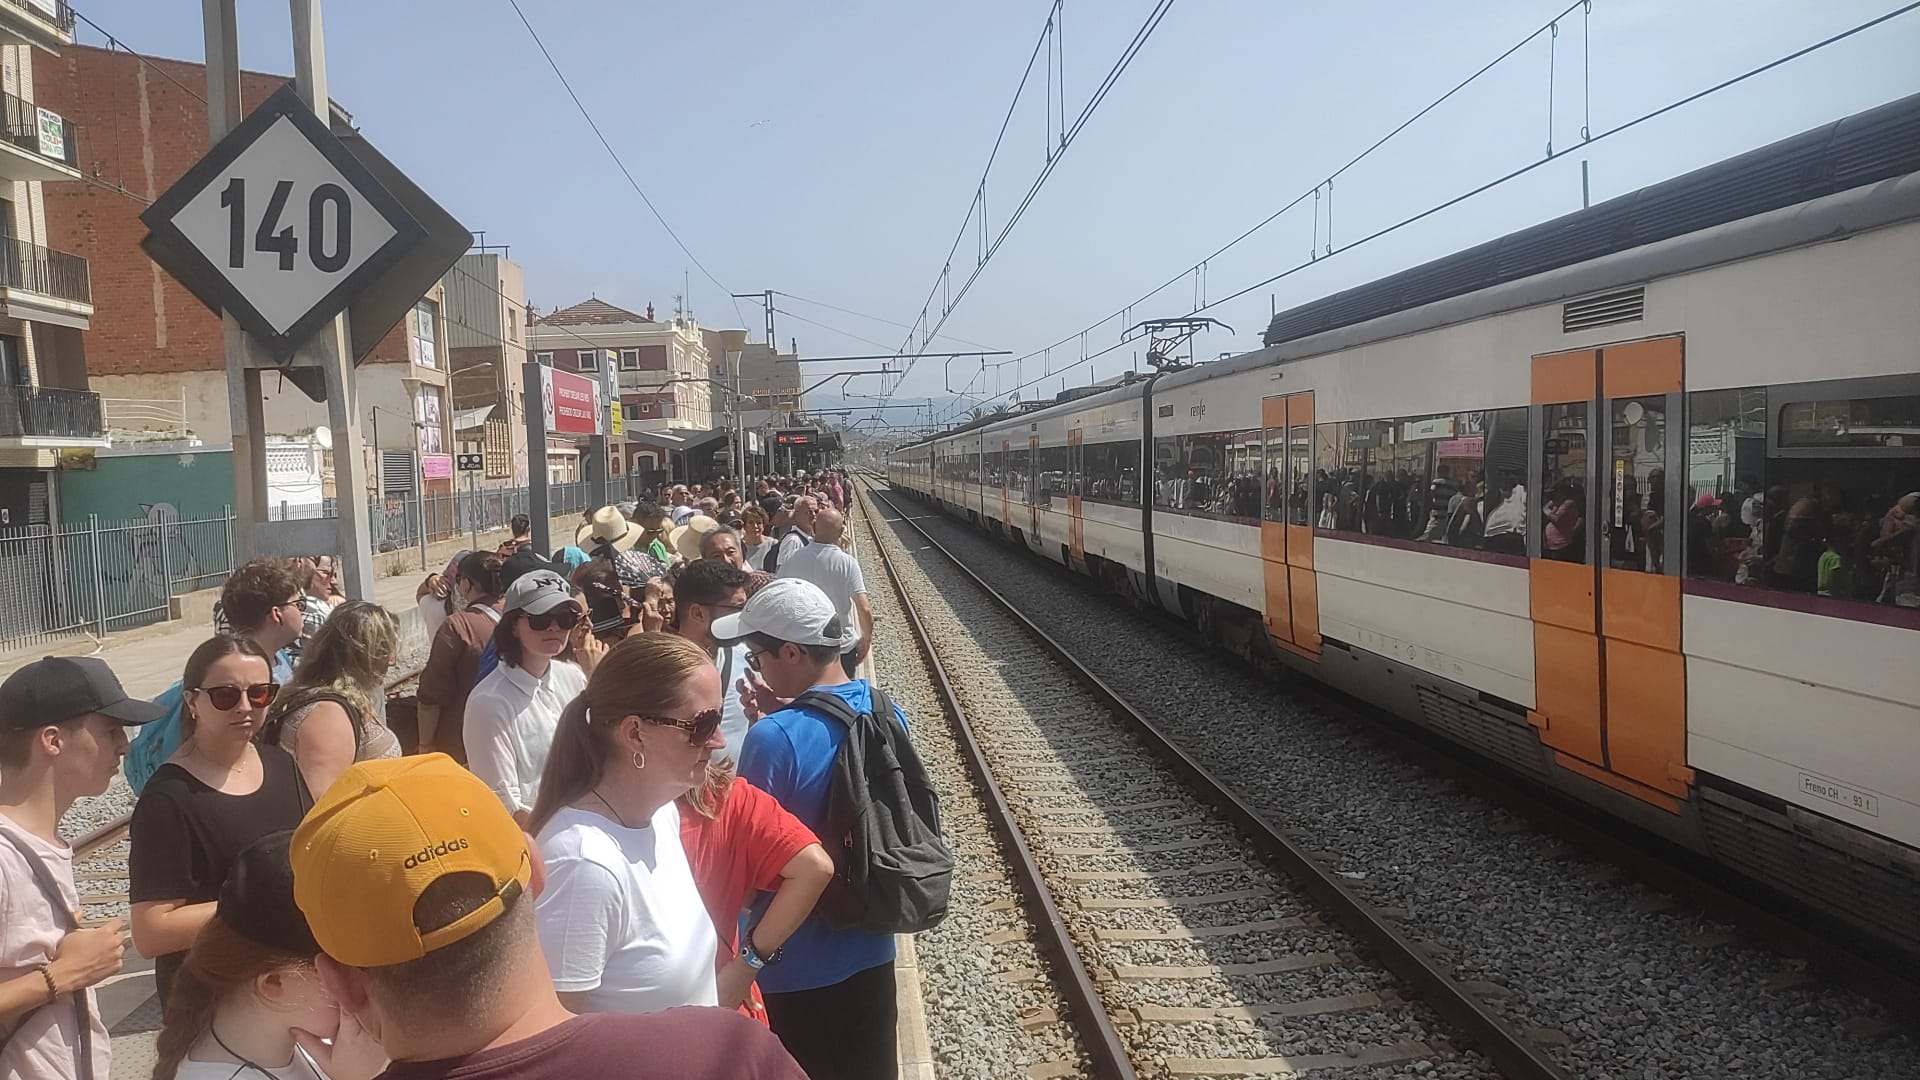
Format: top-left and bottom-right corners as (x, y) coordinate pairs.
(58, 449), (235, 527)
(56, 449), (237, 617)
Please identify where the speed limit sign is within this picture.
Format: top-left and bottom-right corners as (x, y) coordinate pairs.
(141, 84), (426, 359)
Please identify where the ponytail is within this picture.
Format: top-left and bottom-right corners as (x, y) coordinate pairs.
(526, 632), (712, 835)
(528, 694), (598, 835)
(459, 551), (506, 602)
(151, 917), (308, 1080)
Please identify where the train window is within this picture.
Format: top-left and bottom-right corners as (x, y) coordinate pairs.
(1686, 381), (1919, 612)
(1152, 436), (1181, 509)
(1083, 440), (1140, 504)
(1225, 430), (1263, 520)
(1315, 422), (1359, 530)
(984, 449), (1006, 489)
(1035, 445), (1070, 499)
(1262, 427), (1287, 523)
(1541, 403), (1590, 564)
(1288, 424), (1312, 526)
(1007, 446), (1031, 503)
(1607, 397), (1669, 574)
(1779, 393), (1920, 448)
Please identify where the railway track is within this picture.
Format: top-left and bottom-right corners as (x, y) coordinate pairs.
(855, 478), (1567, 1080)
(68, 662), (427, 926)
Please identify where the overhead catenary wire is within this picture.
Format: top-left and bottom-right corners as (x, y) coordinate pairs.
(938, 0), (1591, 421)
(943, 0), (1920, 422)
(771, 291), (1003, 353)
(885, 0), (1178, 402)
(503, 0), (747, 329)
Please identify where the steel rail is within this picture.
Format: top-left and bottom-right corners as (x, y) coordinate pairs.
(858, 475), (1570, 1080)
(854, 481), (1138, 1080)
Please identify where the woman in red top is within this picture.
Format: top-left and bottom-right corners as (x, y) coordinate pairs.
(678, 764), (832, 1021)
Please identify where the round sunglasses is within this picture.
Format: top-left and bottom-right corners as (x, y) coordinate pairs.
(636, 708), (723, 746)
(193, 682), (280, 711)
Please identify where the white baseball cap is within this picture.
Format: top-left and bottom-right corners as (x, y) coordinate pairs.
(710, 577), (853, 649)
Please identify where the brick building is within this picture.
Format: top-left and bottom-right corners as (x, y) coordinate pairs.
(35, 43), (455, 505)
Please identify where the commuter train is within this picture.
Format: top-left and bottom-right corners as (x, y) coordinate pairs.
(888, 94), (1920, 959)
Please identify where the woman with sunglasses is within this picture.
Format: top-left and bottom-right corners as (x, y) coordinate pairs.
(465, 570), (589, 828)
(261, 601), (403, 799)
(131, 636), (312, 1008)
(526, 633), (728, 1015)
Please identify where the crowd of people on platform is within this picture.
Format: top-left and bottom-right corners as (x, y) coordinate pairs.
(0, 467), (940, 1080)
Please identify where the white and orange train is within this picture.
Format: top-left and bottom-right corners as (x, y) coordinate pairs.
(888, 94), (1920, 958)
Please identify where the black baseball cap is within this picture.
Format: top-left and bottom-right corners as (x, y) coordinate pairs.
(219, 830), (320, 957)
(758, 494), (783, 515)
(0, 656), (166, 731)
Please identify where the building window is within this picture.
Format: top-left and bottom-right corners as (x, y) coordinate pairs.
(536, 351), (553, 367)
(506, 306), (518, 342)
(577, 348), (599, 371)
(410, 299), (439, 369)
(620, 348), (640, 370)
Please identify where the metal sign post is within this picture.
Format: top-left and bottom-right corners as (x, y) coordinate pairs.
(457, 452), (483, 549)
(524, 360), (551, 556)
(151, 1), (467, 601)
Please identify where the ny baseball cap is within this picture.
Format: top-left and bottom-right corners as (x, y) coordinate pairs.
(710, 577), (852, 649)
(503, 569), (574, 616)
(291, 754), (531, 968)
(219, 830), (319, 957)
(0, 656), (167, 731)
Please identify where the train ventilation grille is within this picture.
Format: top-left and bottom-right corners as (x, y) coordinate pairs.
(1414, 686), (1550, 781)
(1562, 286), (1645, 333)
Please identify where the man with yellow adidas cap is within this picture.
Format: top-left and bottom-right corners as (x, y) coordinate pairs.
(291, 754), (805, 1079)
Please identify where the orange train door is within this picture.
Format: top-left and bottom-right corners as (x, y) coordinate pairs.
(1529, 336), (1690, 809)
(1028, 435), (1041, 540)
(1066, 427), (1085, 564)
(1259, 392), (1320, 658)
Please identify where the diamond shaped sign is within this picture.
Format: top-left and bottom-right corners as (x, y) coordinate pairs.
(141, 83), (426, 359)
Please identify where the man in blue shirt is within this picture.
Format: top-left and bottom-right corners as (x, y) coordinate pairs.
(714, 578), (906, 1080)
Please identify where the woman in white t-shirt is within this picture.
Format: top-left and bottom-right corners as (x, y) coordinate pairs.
(527, 632), (728, 1015)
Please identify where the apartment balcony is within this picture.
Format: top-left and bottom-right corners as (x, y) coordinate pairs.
(0, 0), (74, 52)
(0, 237), (92, 329)
(0, 385), (106, 447)
(0, 89), (79, 183)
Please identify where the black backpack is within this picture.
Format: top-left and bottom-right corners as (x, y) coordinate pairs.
(764, 527), (810, 574)
(792, 685), (951, 934)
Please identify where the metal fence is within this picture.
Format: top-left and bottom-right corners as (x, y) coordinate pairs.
(0, 510), (235, 652)
(0, 481), (602, 653)
(265, 481), (600, 553)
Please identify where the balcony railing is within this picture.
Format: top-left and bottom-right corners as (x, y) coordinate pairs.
(0, 89), (75, 168)
(0, 0), (74, 34)
(0, 385), (103, 440)
(0, 237), (90, 305)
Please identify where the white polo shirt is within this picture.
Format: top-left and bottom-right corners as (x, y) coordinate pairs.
(464, 659), (587, 814)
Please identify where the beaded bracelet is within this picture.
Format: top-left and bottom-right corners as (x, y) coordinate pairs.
(36, 963), (57, 1003)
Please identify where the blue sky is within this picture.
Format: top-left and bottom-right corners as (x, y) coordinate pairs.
(77, 1), (1920, 421)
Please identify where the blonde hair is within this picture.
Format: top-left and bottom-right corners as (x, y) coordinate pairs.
(266, 601), (397, 738)
(528, 632), (711, 834)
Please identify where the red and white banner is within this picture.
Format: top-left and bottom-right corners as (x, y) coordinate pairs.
(541, 365), (602, 437)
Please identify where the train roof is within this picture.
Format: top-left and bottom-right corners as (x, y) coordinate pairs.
(1261, 91), (1920, 350)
